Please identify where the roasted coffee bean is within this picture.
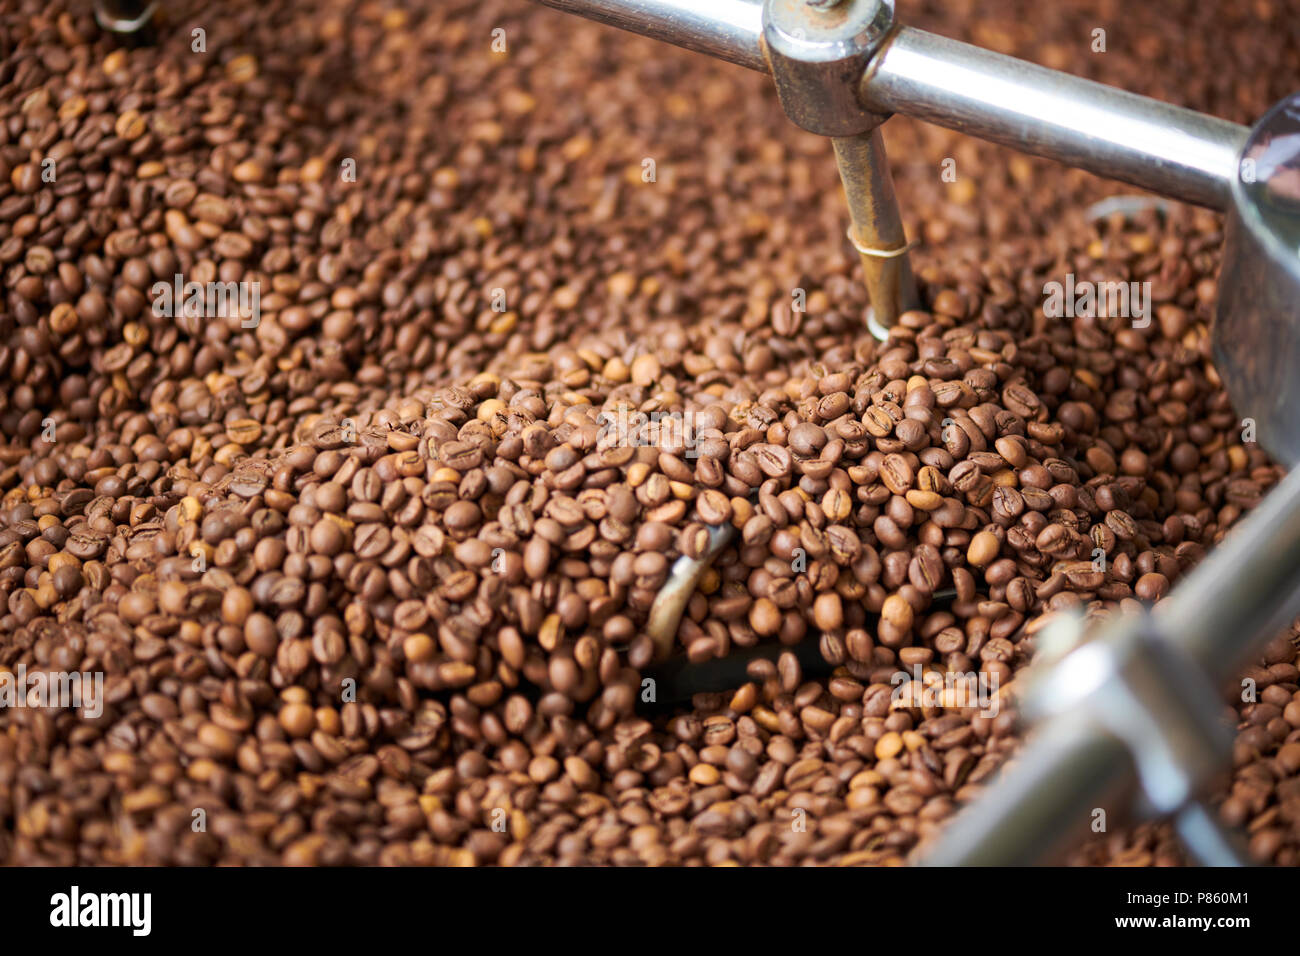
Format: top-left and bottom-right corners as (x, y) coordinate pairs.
(967, 531), (1000, 568)
(753, 445), (792, 479)
(880, 455), (915, 495)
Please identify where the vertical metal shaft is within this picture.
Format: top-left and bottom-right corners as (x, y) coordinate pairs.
(831, 129), (920, 335)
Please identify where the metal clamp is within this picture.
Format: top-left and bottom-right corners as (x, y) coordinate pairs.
(762, 0), (895, 137)
(1023, 612), (1248, 865)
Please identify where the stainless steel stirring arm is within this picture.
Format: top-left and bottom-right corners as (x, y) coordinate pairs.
(535, 3), (1246, 208)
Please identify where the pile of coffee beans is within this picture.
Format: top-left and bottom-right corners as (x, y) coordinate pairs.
(2, 0), (1299, 866)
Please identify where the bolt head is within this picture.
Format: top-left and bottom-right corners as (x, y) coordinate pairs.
(762, 0), (895, 136)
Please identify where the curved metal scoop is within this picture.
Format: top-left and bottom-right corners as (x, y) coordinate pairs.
(1216, 92), (1300, 467)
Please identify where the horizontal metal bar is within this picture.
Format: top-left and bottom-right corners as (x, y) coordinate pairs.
(529, 8), (1247, 209)
(862, 26), (1249, 211)
(532, 0), (767, 72)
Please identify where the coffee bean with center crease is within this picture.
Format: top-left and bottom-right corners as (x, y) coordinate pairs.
(753, 445), (792, 479)
(1035, 523), (1072, 556)
(880, 455), (914, 495)
(696, 489), (731, 524)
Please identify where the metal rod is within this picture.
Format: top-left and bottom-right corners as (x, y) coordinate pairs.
(833, 129), (920, 332)
(1175, 803), (1251, 867)
(862, 26), (1249, 211)
(920, 716), (1133, 866)
(1154, 465), (1300, 680)
(532, 0), (767, 72)
(921, 466), (1300, 865)
(644, 520), (736, 661)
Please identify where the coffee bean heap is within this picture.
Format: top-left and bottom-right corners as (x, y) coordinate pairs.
(2, 0), (1300, 866)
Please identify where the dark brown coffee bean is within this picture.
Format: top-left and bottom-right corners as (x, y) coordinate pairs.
(753, 445), (792, 479)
